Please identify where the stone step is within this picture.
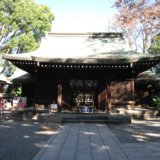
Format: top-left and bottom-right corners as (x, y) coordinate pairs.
(37, 113), (131, 124)
(63, 118), (121, 124)
(116, 108), (159, 120)
(62, 114), (131, 124)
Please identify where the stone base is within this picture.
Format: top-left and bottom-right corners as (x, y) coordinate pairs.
(116, 108), (159, 120)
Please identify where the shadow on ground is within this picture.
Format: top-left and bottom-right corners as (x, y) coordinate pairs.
(0, 120), (55, 160)
(108, 119), (160, 143)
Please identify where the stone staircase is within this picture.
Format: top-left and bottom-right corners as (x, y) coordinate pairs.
(38, 113), (131, 124)
(62, 114), (131, 124)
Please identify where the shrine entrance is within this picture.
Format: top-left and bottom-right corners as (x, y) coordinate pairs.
(69, 80), (98, 107)
(72, 91), (95, 106)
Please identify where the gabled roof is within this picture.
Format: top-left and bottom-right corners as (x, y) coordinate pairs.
(136, 70), (160, 82)
(3, 32), (160, 64)
(8, 68), (34, 83)
(0, 74), (11, 84)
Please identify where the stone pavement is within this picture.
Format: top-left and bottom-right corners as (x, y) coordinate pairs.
(0, 120), (53, 160)
(33, 123), (160, 160)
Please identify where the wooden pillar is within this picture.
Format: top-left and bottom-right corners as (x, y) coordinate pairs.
(98, 94), (101, 110)
(83, 93), (85, 105)
(34, 67), (38, 106)
(57, 83), (62, 108)
(130, 79), (135, 108)
(131, 79), (134, 100)
(106, 82), (111, 113)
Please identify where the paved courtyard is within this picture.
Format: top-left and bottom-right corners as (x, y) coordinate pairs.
(0, 119), (160, 160)
(34, 120), (160, 160)
(0, 120), (54, 160)
(108, 119), (160, 143)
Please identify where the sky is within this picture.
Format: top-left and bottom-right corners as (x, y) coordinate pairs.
(35, 0), (117, 32)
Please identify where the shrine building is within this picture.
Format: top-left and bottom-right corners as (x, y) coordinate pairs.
(3, 32), (160, 112)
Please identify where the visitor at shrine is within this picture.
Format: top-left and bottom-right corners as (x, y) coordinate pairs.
(17, 98), (25, 120)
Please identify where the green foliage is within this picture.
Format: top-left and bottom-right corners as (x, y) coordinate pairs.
(3, 60), (16, 76)
(0, 0), (54, 75)
(153, 96), (160, 109)
(149, 34), (160, 54)
(6, 83), (22, 96)
(0, 0), (54, 54)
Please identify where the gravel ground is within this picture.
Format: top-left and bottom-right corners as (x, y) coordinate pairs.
(0, 120), (54, 160)
(108, 119), (160, 143)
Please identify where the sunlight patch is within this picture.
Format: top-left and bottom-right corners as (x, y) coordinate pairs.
(145, 133), (160, 137)
(23, 135), (30, 138)
(34, 143), (54, 148)
(0, 125), (12, 128)
(83, 131), (95, 135)
(35, 130), (57, 135)
(22, 123), (33, 127)
(132, 134), (146, 141)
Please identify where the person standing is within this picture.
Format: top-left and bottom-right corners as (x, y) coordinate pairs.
(17, 98), (25, 120)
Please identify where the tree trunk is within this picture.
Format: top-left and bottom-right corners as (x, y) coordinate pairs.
(143, 30), (150, 54)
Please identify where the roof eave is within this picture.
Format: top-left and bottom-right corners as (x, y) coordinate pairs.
(3, 53), (160, 64)
(3, 54), (32, 61)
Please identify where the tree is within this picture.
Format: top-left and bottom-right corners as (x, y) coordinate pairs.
(0, 0), (54, 76)
(0, 0), (54, 55)
(149, 33), (160, 54)
(147, 33), (160, 74)
(113, 0), (160, 53)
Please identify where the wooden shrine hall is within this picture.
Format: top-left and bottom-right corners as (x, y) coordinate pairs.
(3, 32), (160, 112)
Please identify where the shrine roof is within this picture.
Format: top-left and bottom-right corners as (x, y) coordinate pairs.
(3, 32), (160, 64)
(136, 70), (160, 82)
(0, 74), (11, 84)
(8, 68), (34, 83)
